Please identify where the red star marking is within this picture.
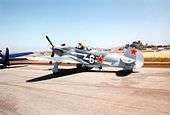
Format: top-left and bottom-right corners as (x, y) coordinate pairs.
(96, 55), (104, 64)
(130, 47), (137, 56)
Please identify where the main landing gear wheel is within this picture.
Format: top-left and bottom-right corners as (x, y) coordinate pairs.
(76, 64), (93, 71)
(115, 69), (133, 76)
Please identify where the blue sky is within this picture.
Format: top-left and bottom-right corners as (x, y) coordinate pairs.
(0, 0), (170, 52)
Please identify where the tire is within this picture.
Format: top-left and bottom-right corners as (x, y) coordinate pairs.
(115, 70), (132, 76)
(0, 65), (5, 69)
(76, 64), (93, 71)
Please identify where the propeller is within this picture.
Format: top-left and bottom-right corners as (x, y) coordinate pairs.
(51, 50), (54, 57)
(4, 47), (10, 66)
(46, 35), (54, 48)
(46, 35), (55, 57)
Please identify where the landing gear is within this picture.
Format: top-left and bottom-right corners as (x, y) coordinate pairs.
(52, 62), (60, 74)
(76, 64), (93, 71)
(115, 69), (133, 76)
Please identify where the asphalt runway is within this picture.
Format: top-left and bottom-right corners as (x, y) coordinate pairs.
(0, 65), (170, 115)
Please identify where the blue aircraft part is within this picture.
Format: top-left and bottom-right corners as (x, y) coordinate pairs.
(9, 52), (33, 58)
(9, 58), (28, 61)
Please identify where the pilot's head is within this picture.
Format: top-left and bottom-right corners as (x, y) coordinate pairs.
(77, 43), (85, 49)
(78, 43), (82, 45)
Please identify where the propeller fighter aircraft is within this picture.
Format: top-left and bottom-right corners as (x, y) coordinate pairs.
(45, 36), (144, 74)
(0, 48), (33, 69)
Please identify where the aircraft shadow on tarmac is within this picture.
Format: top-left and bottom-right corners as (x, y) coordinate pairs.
(26, 68), (133, 82)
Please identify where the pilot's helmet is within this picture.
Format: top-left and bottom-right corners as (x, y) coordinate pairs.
(77, 43), (84, 49)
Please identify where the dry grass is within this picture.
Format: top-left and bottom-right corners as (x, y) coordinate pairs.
(143, 50), (170, 62)
(144, 58), (170, 62)
(144, 50), (170, 58)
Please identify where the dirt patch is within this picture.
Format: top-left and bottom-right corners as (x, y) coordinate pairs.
(0, 95), (20, 115)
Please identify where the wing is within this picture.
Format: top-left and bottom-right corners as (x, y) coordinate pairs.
(9, 52), (33, 61)
(9, 52), (33, 58)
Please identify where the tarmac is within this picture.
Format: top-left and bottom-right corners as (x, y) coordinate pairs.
(0, 65), (170, 115)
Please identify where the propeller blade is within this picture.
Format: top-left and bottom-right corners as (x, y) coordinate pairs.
(51, 51), (54, 57)
(5, 47), (10, 66)
(46, 35), (54, 48)
(46, 35), (55, 57)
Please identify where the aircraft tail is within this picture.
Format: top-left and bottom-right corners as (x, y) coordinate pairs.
(124, 47), (144, 69)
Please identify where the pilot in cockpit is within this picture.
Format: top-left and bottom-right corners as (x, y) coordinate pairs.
(77, 43), (85, 50)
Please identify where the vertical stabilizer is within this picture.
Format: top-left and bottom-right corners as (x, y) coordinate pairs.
(124, 47), (144, 69)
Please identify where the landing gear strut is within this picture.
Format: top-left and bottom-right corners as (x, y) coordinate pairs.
(52, 62), (61, 74)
